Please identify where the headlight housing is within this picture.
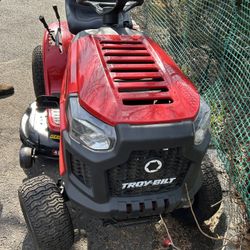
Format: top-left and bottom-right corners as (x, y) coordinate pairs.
(67, 97), (116, 151)
(194, 97), (211, 145)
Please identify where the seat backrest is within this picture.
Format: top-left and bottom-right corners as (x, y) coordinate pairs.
(65, 0), (103, 35)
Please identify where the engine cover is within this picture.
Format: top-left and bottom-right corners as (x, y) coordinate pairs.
(65, 32), (200, 125)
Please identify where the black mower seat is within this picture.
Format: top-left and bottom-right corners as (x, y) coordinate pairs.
(65, 0), (103, 35)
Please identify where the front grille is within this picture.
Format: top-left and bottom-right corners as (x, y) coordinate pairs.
(70, 154), (92, 187)
(107, 148), (190, 196)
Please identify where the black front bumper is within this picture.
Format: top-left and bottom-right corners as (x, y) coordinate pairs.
(62, 121), (210, 220)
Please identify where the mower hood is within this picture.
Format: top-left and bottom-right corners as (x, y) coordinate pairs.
(66, 34), (200, 126)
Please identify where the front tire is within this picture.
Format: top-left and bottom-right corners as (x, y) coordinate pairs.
(18, 175), (74, 250)
(173, 155), (222, 224)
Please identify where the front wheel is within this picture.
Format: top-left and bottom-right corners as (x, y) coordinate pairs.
(173, 155), (222, 224)
(18, 175), (74, 250)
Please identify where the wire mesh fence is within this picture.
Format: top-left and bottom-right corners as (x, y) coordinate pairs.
(133, 0), (250, 218)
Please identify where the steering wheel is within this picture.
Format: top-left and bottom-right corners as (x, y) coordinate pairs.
(76, 0), (144, 15)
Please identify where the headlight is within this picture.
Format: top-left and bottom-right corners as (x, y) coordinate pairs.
(67, 97), (116, 151)
(194, 97), (211, 145)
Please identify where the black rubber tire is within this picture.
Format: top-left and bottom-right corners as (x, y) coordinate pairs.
(32, 45), (45, 98)
(172, 155), (222, 224)
(18, 175), (74, 250)
(19, 146), (33, 169)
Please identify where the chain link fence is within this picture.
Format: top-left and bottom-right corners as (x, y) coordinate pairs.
(133, 0), (250, 217)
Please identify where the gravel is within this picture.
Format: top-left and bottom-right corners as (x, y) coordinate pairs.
(0, 1), (248, 249)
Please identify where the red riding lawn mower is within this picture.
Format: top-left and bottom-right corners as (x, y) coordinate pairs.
(18, 0), (222, 249)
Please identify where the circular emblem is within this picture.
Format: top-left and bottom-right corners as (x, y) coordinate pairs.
(144, 159), (163, 173)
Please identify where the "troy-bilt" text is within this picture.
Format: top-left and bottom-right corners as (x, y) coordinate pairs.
(122, 178), (176, 190)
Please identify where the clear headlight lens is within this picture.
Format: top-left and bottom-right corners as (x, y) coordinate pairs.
(67, 97), (116, 151)
(194, 97), (211, 145)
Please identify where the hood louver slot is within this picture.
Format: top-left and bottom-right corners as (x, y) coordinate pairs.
(104, 50), (150, 56)
(107, 56), (155, 64)
(98, 38), (173, 106)
(123, 99), (173, 105)
(109, 64), (158, 72)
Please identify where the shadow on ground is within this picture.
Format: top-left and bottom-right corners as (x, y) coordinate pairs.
(20, 159), (227, 250)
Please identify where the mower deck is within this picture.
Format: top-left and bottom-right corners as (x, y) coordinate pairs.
(20, 102), (59, 157)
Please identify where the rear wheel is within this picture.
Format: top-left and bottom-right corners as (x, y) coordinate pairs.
(32, 45), (45, 98)
(173, 155), (222, 224)
(18, 175), (74, 250)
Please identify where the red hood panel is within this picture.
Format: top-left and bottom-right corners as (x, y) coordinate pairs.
(68, 35), (200, 126)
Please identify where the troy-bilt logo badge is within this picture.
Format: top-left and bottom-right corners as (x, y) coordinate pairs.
(144, 159), (163, 173)
(122, 178), (176, 190)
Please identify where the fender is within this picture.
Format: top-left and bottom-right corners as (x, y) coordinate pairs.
(42, 21), (74, 95)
